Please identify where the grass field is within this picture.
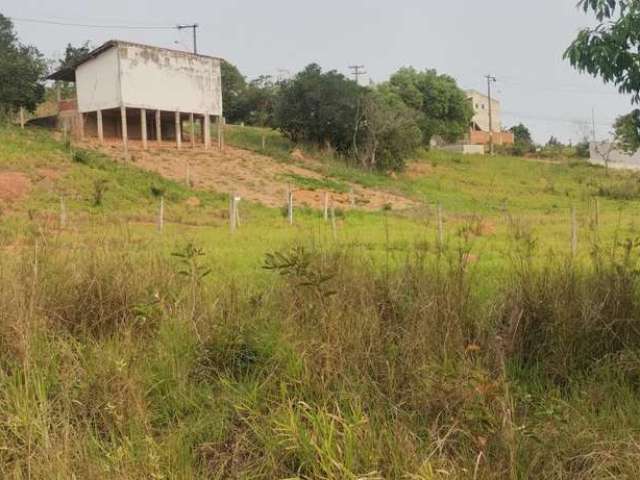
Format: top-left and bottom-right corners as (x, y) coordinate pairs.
(2, 124), (640, 478)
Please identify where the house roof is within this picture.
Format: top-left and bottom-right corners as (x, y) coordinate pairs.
(47, 40), (224, 82)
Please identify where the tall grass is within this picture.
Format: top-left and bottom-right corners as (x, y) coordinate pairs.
(1, 230), (640, 478)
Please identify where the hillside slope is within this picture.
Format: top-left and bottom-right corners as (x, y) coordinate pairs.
(2, 126), (640, 478)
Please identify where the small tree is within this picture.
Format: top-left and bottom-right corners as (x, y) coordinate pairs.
(613, 109), (640, 153)
(360, 89), (422, 171)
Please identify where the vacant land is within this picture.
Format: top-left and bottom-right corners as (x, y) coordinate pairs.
(2, 125), (640, 479)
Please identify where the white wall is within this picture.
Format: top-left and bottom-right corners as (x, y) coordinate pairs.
(76, 47), (121, 113)
(589, 142), (640, 170)
(118, 44), (222, 115)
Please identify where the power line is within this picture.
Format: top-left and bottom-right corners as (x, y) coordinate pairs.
(8, 16), (176, 30)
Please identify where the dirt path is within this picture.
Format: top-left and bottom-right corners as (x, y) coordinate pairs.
(95, 142), (416, 211)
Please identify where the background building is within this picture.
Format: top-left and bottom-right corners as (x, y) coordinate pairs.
(466, 89), (514, 146)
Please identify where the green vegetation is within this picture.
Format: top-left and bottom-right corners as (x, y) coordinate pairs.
(0, 14), (46, 117)
(5, 126), (640, 477)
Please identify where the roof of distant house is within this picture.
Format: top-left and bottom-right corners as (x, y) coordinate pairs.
(47, 40), (224, 82)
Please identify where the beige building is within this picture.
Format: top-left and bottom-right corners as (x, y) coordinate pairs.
(465, 89), (513, 146)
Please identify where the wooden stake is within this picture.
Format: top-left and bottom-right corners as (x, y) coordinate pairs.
(229, 193), (237, 233)
(323, 192), (329, 222)
(186, 162), (191, 187)
(158, 196), (164, 232)
(287, 187), (294, 225)
(331, 202), (337, 240)
(19, 107), (25, 129)
(261, 134), (266, 150)
(59, 195), (67, 228)
(437, 203), (444, 250)
(571, 206), (577, 257)
(349, 187), (356, 208)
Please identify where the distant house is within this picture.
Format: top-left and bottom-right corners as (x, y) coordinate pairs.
(465, 90), (514, 146)
(45, 40), (224, 151)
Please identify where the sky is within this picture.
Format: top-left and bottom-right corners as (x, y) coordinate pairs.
(3, 0), (634, 144)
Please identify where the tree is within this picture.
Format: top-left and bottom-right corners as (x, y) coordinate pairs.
(386, 67), (472, 145)
(509, 123), (533, 146)
(0, 14), (46, 117)
(220, 61), (248, 124)
(547, 136), (562, 147)
(565, 1), (640, 102)
(59, 41), (92, 69)
(613, 109), (640, 153)
(273, 63), (363, 153)
(359, 89), (422, 171)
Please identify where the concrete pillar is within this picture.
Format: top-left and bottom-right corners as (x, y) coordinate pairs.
(141, 108), (148, 150)
(190, 112), (195, 148)
(204, 114), (211, 149)
(97, 110), (104, 145)
(175, 110), (182, 149)
(120, 105), (129, 160)
(217, 115), (223, 150)
(155, 110), (162, 143)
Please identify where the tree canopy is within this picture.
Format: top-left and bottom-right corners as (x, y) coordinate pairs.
(565, 0), (640, 102)
(0, 14), (46, 116)
(509, 123), (533, 146)
(273, 64), (363, 153)
(613, 109), (640, 153)
(386, 68), (472, 145)
(59, 41), (92, 70)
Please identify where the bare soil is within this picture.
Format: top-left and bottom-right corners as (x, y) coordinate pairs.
(0, 172), (32, 203)
(94, 141), (416, 211)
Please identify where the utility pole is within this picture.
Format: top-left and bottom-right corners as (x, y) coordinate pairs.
(177, 23), (199, 54)
(486, 74), (497, 155)
(349, 65), (366, 85)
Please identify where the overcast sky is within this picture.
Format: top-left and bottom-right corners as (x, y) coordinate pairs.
(3, 0), (634, 143)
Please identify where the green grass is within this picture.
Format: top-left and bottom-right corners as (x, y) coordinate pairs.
(3, 124), (640, 478)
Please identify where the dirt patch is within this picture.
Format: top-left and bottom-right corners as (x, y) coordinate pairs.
(100, 143), (416, 211)
(405, 162), (434, 179)
(0, 172), (32, 203)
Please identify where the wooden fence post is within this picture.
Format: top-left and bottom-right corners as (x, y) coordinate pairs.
(262, 134), (266, 150)
(571, 206), (577, 257)
(437, 203), (444, 251)
(158, 196), (164, 233)
(331, 202), (337, 240)
(229, 192), (237, 232)
(59, 195), (67, 228)
(287, 187), (294, 225)
(323, 192), (329, 222)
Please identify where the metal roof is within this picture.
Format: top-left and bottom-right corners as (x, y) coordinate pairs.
(47, 40), (225, 82)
